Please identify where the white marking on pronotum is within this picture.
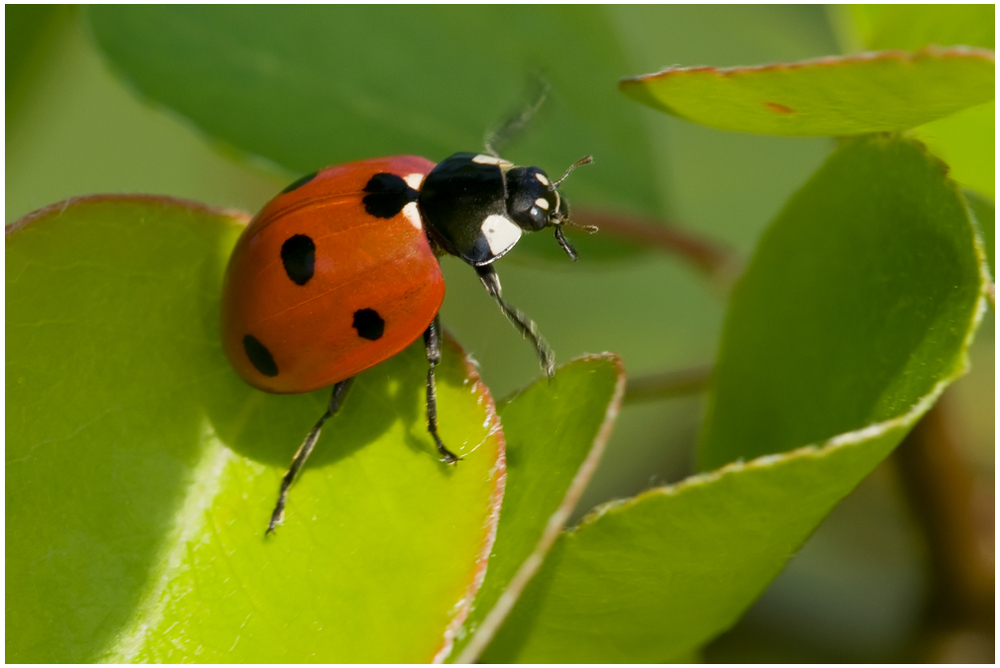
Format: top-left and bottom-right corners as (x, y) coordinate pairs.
(472, 154), (513, 168)
(480, 214), (522, 255)
(535, 198), (550, 210)
(404, 173), (424, 190)
(402, 201), (422, 230)
(535, 172), (550, 186)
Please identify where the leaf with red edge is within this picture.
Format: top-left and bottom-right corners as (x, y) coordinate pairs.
(6, 196), (505, 662)
(620, 47), (994, 136)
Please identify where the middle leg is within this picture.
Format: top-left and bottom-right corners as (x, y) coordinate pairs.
(424, 314), (461, 463)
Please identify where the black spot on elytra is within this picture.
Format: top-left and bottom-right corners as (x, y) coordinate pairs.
(281, 234), (315, 286)
(243, 335), (278, 377)
(362, 173), (419, 219)
(352, 308), (384, 341)
(282, 171), (318, 193)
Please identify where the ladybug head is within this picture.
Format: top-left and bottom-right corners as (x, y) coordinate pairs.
(505, 156), (595, 261)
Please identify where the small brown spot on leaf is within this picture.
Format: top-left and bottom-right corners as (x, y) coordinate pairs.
(765, 101), (794, 114)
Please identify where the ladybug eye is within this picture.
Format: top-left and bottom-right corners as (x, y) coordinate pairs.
(518, 203), (548, 231)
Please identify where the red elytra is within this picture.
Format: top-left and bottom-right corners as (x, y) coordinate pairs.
(221, 146), (593, 533)
(221, 155), (444, 394)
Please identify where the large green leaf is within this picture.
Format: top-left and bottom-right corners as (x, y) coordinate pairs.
(468, 136), (987, 662)
(700, 135), (987, 469)
(480, 411), (925, 662)
(85, 6), (659, 262)
(620, 47), (994, 136)
(6, 197), (505, 662)
(449, 354), (625, 662)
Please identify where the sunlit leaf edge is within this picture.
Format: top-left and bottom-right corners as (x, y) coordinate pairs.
(466, 255), (991, 661)
(5, 193), (253, 236)
(453, 353), (626, 664)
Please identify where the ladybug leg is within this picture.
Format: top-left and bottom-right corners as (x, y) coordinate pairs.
(424, 314), (462, 464)
(266, 377), (354, 534)
(475, 264), (555, 378)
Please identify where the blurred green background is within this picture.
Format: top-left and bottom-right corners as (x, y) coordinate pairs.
(6, 5), (993, 662)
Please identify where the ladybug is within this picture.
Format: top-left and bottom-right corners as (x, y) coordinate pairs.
(221, 150), (593, 533)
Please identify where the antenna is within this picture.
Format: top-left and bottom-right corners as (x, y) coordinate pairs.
(551, 155), (593, 189)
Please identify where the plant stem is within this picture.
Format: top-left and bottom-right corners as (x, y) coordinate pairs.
(623, 365), (713, 404)
(892, 396), (994, 662)
(574, 209), (742, 287)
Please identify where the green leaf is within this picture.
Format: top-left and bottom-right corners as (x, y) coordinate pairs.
(620, 47), (994, 136)
(912, 101), (994, 200)
(836, 6), (996, 201)
(700, 135), (987, 469)
(6, 197), (505, 662)
(480, 415), (919, 662)
(85, 6), (660, 262)
(848, 4), (994, 51)
(469, 136), (987, 662)
(449, 354), (625, 662)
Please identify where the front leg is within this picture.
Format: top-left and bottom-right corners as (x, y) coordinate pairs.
(424, 314), (461, 463)
(475, 264), (555, 377)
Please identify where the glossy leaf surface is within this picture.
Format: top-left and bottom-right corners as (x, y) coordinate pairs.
(6, 197), (505, 662)
(472, 136), (987, 662)
(620, 47), (994, 136)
